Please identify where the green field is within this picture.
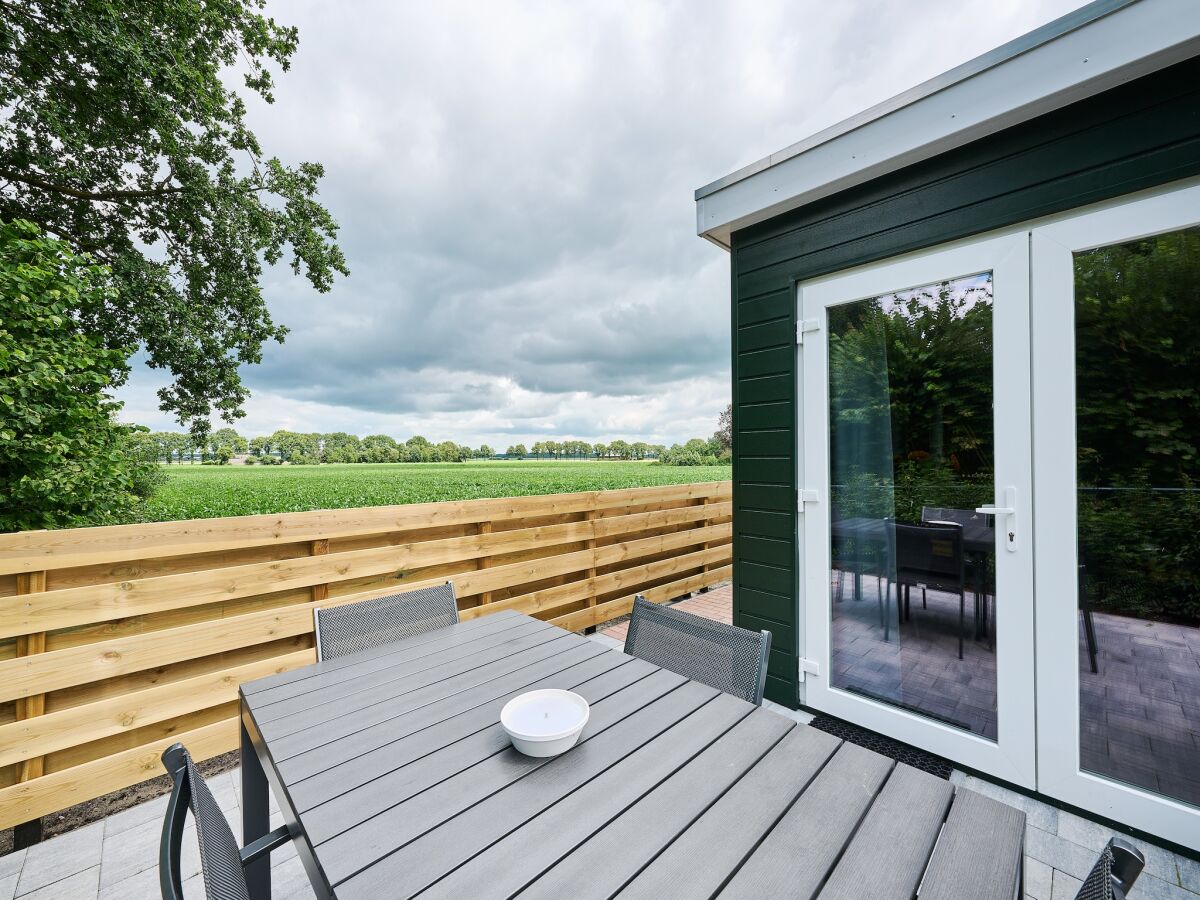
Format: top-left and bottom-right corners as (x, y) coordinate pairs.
(144, 461), (732, 522)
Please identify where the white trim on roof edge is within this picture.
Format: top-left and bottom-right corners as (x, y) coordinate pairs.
(695, 0), (1200, 250)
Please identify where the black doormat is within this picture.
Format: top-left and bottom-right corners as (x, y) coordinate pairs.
(807, 714), (954, 780)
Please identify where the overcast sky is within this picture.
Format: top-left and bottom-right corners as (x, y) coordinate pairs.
(116, 0), (1086, 447)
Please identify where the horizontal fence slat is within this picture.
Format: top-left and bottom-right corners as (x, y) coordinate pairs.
(0, 651), (313, 769)
(0, 482), (732, 575)
(0, 504), (730, 639)
(0, 481), (734, 832)
(0, 718), (235, 831)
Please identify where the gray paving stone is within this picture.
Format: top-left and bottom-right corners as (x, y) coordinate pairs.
(272, 855), (317, 899)
(99, 815), (160, 889)
(1177, 855), (1200, 894)
(97, 865), (158, 900)
(1051, 868), (1083, 900)
(1026, 855), (1053, 900)
(960, 774), (1058, 833)
(1137, 841), (1185, 885)
(15, 821), (102, 896)
(0, 873), (17, 900)
(1128, 873), (1200, 899)
(102, 793), (168, 839)
(0, 850), (23, 881)
(1026, 825), (1099, 881)
(16, 866), (99, 900)
(585, 632), (624, 651)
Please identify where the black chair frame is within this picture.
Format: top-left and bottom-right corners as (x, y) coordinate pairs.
(160, 743), (290, 900)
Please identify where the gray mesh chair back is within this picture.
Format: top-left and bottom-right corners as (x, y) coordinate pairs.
(1074, 837), (1145, 900)
(159, 744), (249, 900)
(314, 581), (459, 661)
(624, 595), (771, 705)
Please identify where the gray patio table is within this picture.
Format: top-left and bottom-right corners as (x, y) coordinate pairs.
(238, 609), (1025, 899)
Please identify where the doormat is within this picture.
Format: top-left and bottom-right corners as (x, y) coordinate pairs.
(807, 714), (954, 780)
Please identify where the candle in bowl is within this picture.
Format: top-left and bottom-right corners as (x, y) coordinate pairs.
(500, 689), (590, 757)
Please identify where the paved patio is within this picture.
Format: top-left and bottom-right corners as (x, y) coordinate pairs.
(1, 584), (1196, 899)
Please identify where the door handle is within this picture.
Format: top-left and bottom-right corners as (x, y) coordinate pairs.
(976, 486), (1018, 552)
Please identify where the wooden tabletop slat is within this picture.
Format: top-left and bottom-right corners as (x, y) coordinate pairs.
(616, 723), (841, 900)
(918, 787), (1026, 900)
(285, 645), (622, 807)
(241, 609), (525, 697)
(263, 635), (583, 759)
(297, 658), (659, 846)
(317, 668), (692, 888)
(719, 741), (894, 899)
(816, 763), (955, 900)
(238, 612), (1024, 900)
(420, 692), (759, 900)
(248, 612), (535, 706)
(515, 707), (796, 900)
(254, 620), (556, 724)
(336, 680), (720, 898)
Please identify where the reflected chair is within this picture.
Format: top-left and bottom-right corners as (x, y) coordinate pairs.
(1078, 560), (1100, 674)
(885, 521), (968, 658)
(314, 581), (459, 661)
(159, 743), (290, 900)
(921, 505), (993, 645)
(624, 595), (772, 705)
(1073, 836), (1144, 900)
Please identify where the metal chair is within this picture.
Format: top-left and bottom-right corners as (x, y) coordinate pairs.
(1073, 837), (1145, 900)
(314, 581), (459, 661)
(624, 595), (771, 705)
(159, 743), (290, 900)
(886, 521), (969, 658)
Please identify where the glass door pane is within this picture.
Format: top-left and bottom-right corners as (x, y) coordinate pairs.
(1074, 225), (1200, 807)
(827, 274), (998, 738)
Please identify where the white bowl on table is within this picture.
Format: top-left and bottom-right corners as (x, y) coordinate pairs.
(500, 689), (590, 757)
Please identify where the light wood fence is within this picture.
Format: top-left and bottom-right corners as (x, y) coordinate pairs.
(0, 481), (732, 830)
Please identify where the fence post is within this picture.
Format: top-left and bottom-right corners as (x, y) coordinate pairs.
(696, 497), (712, 593)
(584, 509), (599, 634)
(310, 540), (329, 603)
(14, 570), (47, 848)
(477, 522), (493, 604)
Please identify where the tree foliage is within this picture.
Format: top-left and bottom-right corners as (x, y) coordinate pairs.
(0, 219), (162, 530)
(0, 0), (347, 433)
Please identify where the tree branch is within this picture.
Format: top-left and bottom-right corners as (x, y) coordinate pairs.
(0, 167), (186, 201)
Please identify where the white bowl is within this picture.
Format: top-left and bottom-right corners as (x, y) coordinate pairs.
(500, 689), (590, 757)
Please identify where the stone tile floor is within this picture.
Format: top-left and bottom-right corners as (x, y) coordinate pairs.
(1, 583), (1195, 899)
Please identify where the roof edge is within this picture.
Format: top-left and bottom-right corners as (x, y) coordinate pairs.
(694, 0), (1136, 202)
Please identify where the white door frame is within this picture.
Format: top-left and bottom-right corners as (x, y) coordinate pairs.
(1031, 181), (1200, 846)
(799, 230), (1037, 788)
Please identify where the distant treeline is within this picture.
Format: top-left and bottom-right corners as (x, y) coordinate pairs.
(143, 429), (731, 466)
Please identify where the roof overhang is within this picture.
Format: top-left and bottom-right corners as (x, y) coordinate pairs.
(695, 0), (1200, 250)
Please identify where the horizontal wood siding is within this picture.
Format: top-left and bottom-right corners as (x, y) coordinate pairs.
(0, 483), (731, 829)
(728, 55), (1200, 707)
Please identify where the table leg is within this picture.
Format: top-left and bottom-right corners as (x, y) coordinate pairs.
(241, 715), (271, 900)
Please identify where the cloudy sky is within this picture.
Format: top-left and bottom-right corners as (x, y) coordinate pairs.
(116, 0), (1086, 447)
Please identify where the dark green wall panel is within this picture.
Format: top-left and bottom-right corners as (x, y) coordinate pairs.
(728, 54), (1200, 709)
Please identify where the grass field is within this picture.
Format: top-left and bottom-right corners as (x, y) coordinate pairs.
(143, 460), (732, 522)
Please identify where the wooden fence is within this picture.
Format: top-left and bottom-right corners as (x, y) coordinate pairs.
(0, 481), (732, 830)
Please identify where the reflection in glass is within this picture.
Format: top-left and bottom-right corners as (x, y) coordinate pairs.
(828, 273), (998, 739)
(1075, 226), (1200, 807)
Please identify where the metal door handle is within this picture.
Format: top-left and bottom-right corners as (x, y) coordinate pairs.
(976, 486), (1018, 552)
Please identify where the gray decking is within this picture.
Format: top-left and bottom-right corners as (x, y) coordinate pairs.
(239, 609), (1023, 900)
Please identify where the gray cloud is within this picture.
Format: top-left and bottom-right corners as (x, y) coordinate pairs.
(118, 0), (1086, 445)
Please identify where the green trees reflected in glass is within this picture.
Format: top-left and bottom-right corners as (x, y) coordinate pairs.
(1075, 226), (1200, 625)
(828, 274), (994, 523)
